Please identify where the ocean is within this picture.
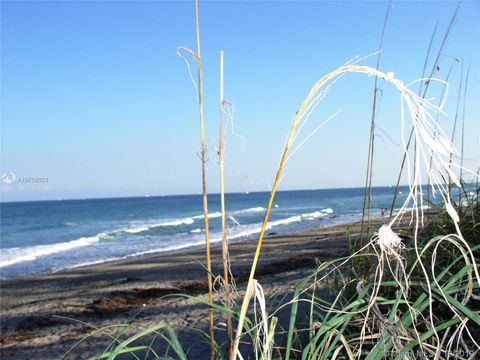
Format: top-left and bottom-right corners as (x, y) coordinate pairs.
(0, 186), (415, 280)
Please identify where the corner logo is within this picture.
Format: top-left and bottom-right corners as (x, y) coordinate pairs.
(2, 171), (16, 185)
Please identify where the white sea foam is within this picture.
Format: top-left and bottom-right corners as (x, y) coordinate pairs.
(217, 208), (335, 241)
(157, 217), (195, 226)
(260, 208), (334, 228)
(0, 235), (101, 268)
(217, 213), (311, 241)
(191, 207), (264, 221)
(235, 207), (265, 214)
(123, 226), (150, 234)
(226, 226), (264, 240)
(123, 217), (195, 234)
(190, 228), (203, 233)
(269, 215), (302, 226)
(300, 211), (326, 220)
(193, 212), (222, 219)
(209, 212), (223, 218)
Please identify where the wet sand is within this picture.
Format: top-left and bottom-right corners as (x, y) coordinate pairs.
(0, 221), (374, 359)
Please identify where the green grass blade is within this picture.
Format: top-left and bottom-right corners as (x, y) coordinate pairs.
(106, 322), (167, 360)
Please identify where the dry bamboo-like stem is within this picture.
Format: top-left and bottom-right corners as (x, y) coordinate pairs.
(219, 50), (233, 359)
(426, 60), (456, 209)
(448, 61), (464, 192)
(389, 25), (437, 219)
(359, 0), (392, 244)
(459, 64), (470, 208)
(194, 0), (215, 358)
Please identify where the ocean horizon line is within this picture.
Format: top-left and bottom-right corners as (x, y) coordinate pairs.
(0, 183), (417, 205)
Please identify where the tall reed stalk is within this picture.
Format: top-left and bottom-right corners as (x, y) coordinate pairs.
(219, 50), (233, 359)
(459, 64), (470, 208)
(359, 0), (392, 244)
(426, 60), (456, 209)
(193, 0), (215, 358)
(389, 4), (460, 219)
(448, 61), (464, 192)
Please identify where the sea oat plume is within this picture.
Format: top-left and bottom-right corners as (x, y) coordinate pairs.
(377, 224), (403, 255)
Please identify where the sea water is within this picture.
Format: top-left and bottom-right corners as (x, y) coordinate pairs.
(0, 186), (417, 279)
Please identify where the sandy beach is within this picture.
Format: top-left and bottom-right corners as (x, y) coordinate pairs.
(0, 221), (375, 359)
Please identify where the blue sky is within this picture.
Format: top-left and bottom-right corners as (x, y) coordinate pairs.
(1, 0), (479, 201)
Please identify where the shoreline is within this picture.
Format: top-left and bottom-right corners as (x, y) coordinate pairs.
(0, 213), (375, 282)
(0, 219), (383, 358)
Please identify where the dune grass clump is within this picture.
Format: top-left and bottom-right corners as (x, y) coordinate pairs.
(230, 61), (480, 359)
(276, 189), (479, 360)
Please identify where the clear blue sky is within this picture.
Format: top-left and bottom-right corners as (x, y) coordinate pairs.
(1, 0), (479, 201)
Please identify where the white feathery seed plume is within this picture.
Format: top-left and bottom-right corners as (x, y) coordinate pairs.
(376, 224), (404, 255)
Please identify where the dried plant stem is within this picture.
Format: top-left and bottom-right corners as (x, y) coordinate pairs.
(427, 60), (456, 208)
(194, 0), (215, 358)
(388, 25), (436, 219)
(459, 63), (470, 208)
(448, 61), (464, 192)
(390, 4), (459, 218)
(232, 129), (290, 359)
(219, 50), (233, 359)
(359, 0), (392, 244)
